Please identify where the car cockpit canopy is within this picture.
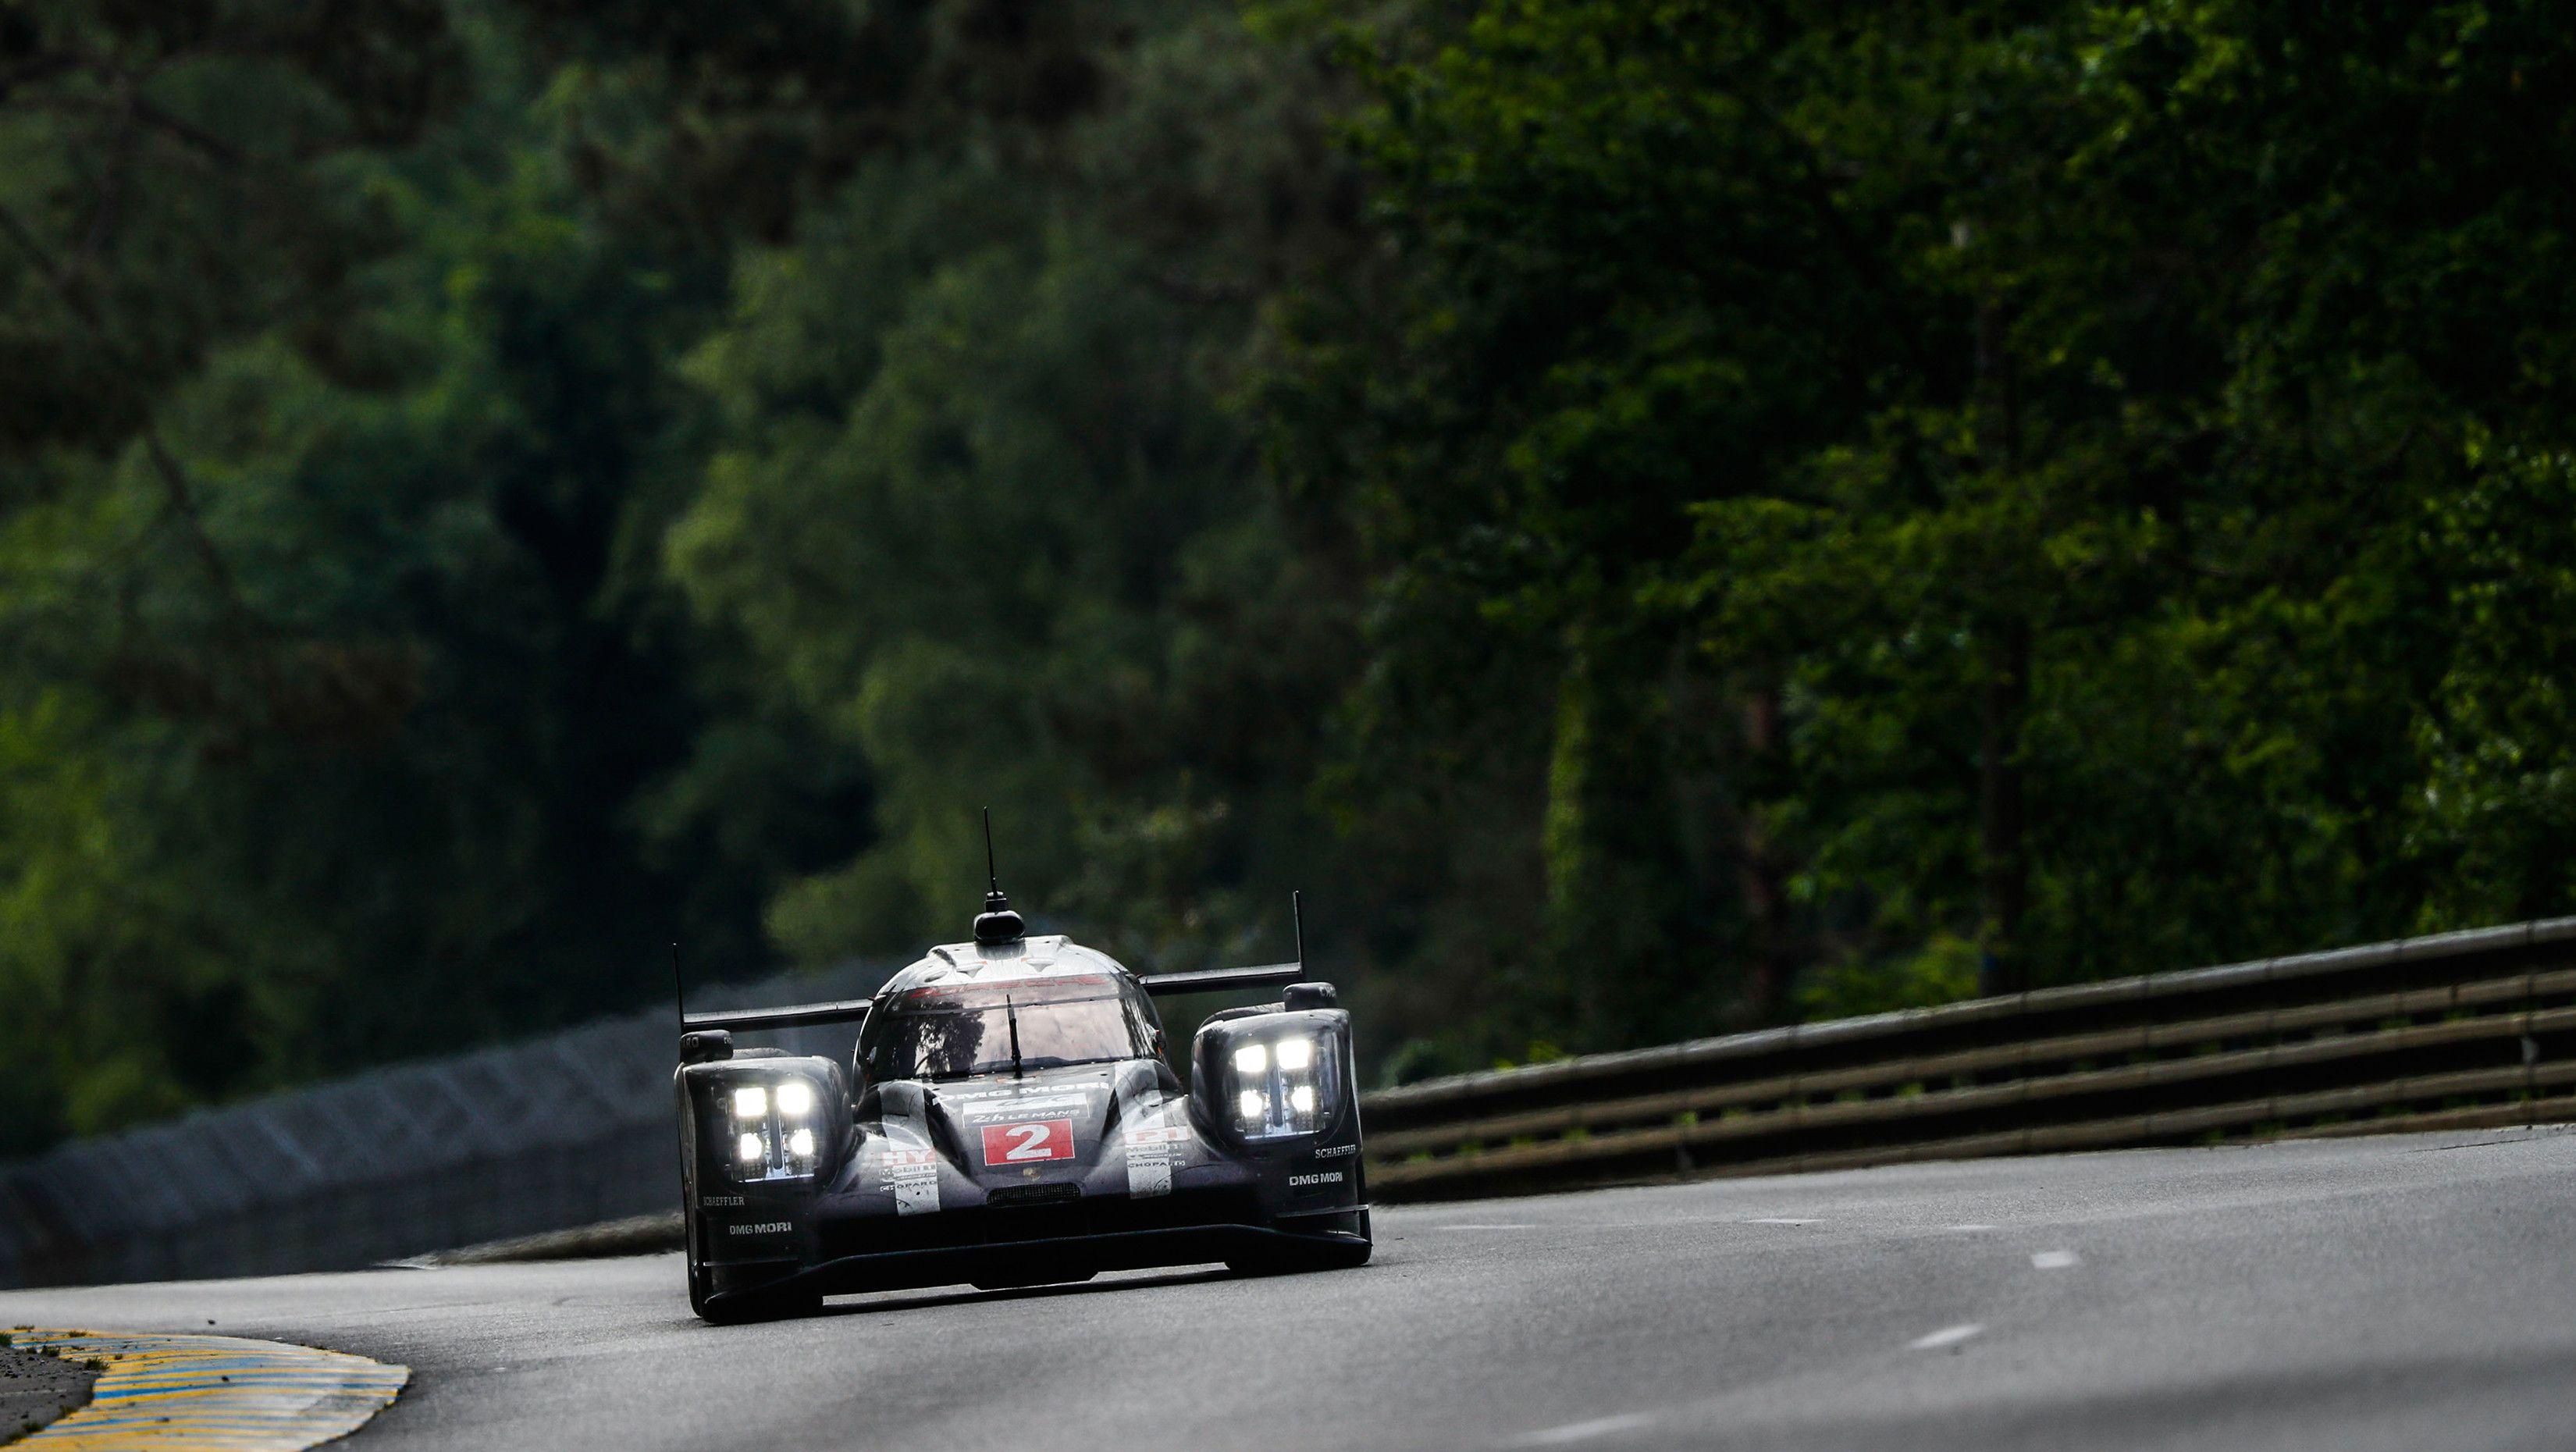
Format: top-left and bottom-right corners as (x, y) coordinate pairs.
(856, 974), (1161, 1084)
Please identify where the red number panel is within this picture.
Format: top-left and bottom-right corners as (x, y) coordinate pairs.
(980, 1118), (1076, 1166)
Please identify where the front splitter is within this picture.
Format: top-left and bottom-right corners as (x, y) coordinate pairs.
(706, 1222), (1368, 1308)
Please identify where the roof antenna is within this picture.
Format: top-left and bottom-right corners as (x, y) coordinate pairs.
(973, 807), (1026, 945)
(984, 806), (1002, 898)
(1292, 890), (1307, 973)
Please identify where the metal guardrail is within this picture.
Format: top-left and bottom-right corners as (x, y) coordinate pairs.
(1358, 918), (2576, 1200)
(0, 962), (888, 1290)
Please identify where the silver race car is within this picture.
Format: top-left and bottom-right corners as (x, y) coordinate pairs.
(674, 847), (1367, 1321)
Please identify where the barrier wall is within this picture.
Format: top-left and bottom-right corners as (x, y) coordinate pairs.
(0, 963), (884, 1288)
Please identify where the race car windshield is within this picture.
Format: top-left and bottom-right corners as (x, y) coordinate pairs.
(861, 977), (1158, 1081)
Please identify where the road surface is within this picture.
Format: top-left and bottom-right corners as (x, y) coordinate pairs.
(3, 1128), (2571, 1450)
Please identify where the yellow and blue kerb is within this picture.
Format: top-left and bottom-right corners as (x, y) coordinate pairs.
(7, 1329), (406, 1450)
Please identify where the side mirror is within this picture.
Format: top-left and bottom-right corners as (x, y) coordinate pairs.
(1283, 981), (1337, 1011)
(680, 1029), (733, 1065)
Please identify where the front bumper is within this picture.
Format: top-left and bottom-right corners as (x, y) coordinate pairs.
(704, 1210), (1365, 1305)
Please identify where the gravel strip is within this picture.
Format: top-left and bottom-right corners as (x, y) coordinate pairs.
(0, 1335), (98, 1444)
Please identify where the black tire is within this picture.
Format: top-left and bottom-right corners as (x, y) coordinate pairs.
(683, 1200), (713, 1317)
(1227, 1236), (1372, 1276)
(693, 1279), (822, 1324)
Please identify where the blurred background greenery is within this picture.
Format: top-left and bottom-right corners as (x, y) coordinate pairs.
(7, 0), (2576, 1155)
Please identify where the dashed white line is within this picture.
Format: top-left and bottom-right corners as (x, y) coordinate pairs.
(1908, 1322), (1986, 1351)
(2031, 1249), (2080, 1269)
(1743, 1217), (1821, 1226)
(1942, 1223), (1998, 1232)
(1513, 1411), (1658, 1445)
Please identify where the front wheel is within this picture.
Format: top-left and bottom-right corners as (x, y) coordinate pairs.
(690, 1247), (821, 1322)
(1228, 1221), (1372, 1276)
(692, 1275), (822, 1324)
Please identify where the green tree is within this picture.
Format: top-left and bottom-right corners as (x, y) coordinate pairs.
(1276, 0), (2576, 1037)
(0, 2), (859, 1150)
(658, 3), (1366, 983)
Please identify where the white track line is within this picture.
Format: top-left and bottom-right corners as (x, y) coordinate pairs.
(1743, 1217), (1821, 1225)
(1908, 1322), (1986, 1351)
(1513, 1411), (1658, 1445)
(2031, 1249), (2080, 1269)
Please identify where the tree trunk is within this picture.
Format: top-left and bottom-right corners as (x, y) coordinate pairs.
(1738, 680), (1795, 1020)
(1973, 296), (2030, 997)
(1977, 621), (2030, 995)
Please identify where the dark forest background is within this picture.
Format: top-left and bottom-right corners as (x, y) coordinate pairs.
(9, 0), (2576, 1155)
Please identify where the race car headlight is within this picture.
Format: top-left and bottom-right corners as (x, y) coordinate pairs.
(716, 1074), (827, 1182)
(1227, 1030), (1337, 1141)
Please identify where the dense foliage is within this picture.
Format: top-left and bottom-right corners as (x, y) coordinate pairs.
(5, 0), (2575, 1152)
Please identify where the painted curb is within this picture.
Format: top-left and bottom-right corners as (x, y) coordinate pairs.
(4, 1329), (405, 1450)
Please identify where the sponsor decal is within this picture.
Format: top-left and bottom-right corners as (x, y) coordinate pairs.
(960, 1093), (1094, 1119)
(1116, 1074), (1175, 1199)
(980, 1118), (1076, 1165)
(876, 1119), (945, 1215)
(701, 1194), (745, 1207)
(1315, 1143), (1357, 1159)
(727, 1222), (794, 1235)
(954, 1079), (1104, 1101)
(1288, 1171), (1347, 1188)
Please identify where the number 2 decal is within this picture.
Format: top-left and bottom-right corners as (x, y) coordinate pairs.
(980, 1118), (1076, 1166)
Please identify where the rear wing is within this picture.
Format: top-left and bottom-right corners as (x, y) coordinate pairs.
(681, 999), (873, 1034)
(681, 970), (1296, 1030)
(683, 967), (1298, 1030)
(674, 891), (1316, 1024)
(1137, 963), (1303, 997)
(1139, 893), (1317, 998)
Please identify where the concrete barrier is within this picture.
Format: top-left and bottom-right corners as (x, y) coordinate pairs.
(0, 963), (885, 1289)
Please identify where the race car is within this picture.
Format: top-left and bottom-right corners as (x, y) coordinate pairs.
(672, 864), (1368, 1322)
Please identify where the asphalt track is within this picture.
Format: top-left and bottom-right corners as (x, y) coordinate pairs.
(3, 1129), (2572, 1451)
